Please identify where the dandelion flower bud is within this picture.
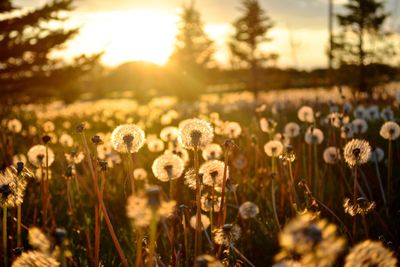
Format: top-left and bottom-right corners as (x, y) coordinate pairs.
(379, 121), (400, 140)
(110, 124), (145, 153)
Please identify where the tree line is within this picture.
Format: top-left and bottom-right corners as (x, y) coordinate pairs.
(0, 0), (398, 103)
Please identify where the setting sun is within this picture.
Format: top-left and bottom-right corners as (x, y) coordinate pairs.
(66, 9), (180, 66)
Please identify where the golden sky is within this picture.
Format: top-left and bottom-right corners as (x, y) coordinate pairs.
(15, 0), (400, 69)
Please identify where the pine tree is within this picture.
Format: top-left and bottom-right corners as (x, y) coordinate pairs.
(168, 1), (214, 100)
(333, 0), (395, 93)
(229, 0), (277, 101)
(0, 0), (99, 103)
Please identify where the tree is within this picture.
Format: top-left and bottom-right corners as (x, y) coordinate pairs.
(333, 0), (396, 93)
(229, 0), (277, 101)
(0, 0), (99, 103)
(167, 1), (214, 100)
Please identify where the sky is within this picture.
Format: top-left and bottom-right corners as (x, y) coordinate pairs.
(14, 0), (400, 69)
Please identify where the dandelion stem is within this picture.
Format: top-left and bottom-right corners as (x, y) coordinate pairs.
(271, 179), (281, 230)
(135, 229), (143, 267)
(3, 206), (7, 267)
(148, 210), (158, 267)
(219, 147), (230, 227)
(373, 158), (387, 214)
(387, 140), (393, 204)
(353, 166), (358, 240)
(17, 204), (21, 247)
(232, 245), (255, 267)
(194, 146), (202, 257)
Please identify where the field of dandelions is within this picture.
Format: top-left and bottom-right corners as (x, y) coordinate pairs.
(1, 88), (400, 267)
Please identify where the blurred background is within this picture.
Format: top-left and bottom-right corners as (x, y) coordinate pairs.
(1, 0), (399, 104)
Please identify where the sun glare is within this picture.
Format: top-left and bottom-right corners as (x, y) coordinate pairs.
(66, 9), (179, 66)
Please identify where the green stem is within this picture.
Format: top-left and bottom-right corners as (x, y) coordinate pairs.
(147, 210), (158, 267)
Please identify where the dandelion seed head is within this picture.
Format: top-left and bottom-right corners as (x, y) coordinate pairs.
(178, 119), (214, 150)
(233, 154), (248, 170)
(223, 121), (242, 139)
(202, 143), (223, 161)
(353, 105), (367, 119)
(264, 140), (284, 157)
(59, 133), (74, 147)
(381, 107), (394, 121)
(13, 154), (27, 166)
(12, 251), (60, 267)
(328, 113), (349, 128)
(367, 105), (380, 121)
(184, 168), (198, 190)
(344, 240), (397, 267)
(27, 145), (55, 168)
(160, 126), (180, 142)
(0, 167), (27, 208)
(304, 127), (324, 145)
(147, 138), (165, 153)
(343, 197), (376, 216)
(65, 151), (84, 164)
(7, 119), (22, 133)
(28, 227), (51, 254)
(133, 168), (148, 181)
(239, 201), (259, 219)
(276, 212), (345, 267)
(298, 106), (314, 123)
(260, 118), (277, 133)
(380, 121), (400, 140)
(284, 122), (300, 138)
(213, 224), (241, 246)
(110, 124), (145, 153)
(323, 147), (341, 164)
(352, 118), (368, 134)
(340, 124), (354, 139)
(201, 194), (221, 212)
(199, 160), (227, 189)
(369, 147), (385, 162)
(152, 153), (185, 182)
(43, 121), (55, 133)
(126, 195), (151, 227)
(343, 139), (371, 167)
(190, 214), (210, 230)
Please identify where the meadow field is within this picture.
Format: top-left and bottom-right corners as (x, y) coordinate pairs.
(0, 86), (400, 266)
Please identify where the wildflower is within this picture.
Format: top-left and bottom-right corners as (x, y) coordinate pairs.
(27, 145), (55, 168)
(12, 251), (60, 267)
(160, 126), (180, 142)
(379, 121), (400, 140)
(344, 240), (397, 267)
(199, 160), (227, 190)
(343, 139), (371, 167)
(323, 147), (341, 164)
(260, 118), (278, 133)
(297, 106), (314, 123)
(304, 127), (324, 145)
(284, 122), (300, 138)
(195, 255), (223, 267)
(223, 121), (242, 139)
(147, 138), (165, 153)
(264, 140), (284, 157)
(202, 143), (223, 161)
(276, 212), (345, 267)
(0, 167), (28, 208)
(110, 124), (145, 153)
(28, 227), (51, 254)
(152, 153), (185, 182)
(201, 194), (221, 212)
(178, 118), (214, 150)
(213, 224), (241, 246)
(190, 214), (211, 230)
(352, 118), (368, 134)
(133, 168), (148, 181)
(59, 133), (74, 147)
(7, 119), (22, 133)
(238, 201), (259, 219)
(369, 147), (384, 162)
(343, 197), (376, 216)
